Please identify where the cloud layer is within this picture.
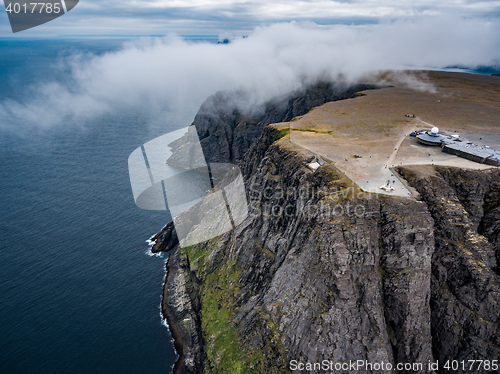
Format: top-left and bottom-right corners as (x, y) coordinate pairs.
(2, 0), (500, 36)
(1, 18), (499, 132)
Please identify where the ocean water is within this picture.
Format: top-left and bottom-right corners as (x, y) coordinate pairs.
(0, 39), (178, 373)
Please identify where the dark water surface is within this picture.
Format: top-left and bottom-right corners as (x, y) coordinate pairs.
(0, 39), (177, 374)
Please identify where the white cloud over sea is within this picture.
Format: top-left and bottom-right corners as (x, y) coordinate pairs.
(0, 17), (499, 132)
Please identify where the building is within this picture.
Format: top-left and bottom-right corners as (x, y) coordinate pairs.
(442, 142), (500, 166)
(415, 127), (500, 167)
(416, 127), (445, 146)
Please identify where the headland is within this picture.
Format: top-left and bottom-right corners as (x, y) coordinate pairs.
(153, 70), (500, 374)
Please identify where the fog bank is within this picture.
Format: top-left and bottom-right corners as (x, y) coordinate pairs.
(1, 17), (499, 132)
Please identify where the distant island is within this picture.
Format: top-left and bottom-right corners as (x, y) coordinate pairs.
(151, 71), (500, 373)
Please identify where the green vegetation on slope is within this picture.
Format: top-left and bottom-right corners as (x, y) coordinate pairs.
(181, 243), (269, 373)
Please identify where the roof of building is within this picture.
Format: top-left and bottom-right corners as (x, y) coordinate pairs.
(308, 162), (320, 171)
(443, 142), (500, 160)
(416, 132), (445, 145)
(417, 130), (464, 146)
(415, 128), (500, 165)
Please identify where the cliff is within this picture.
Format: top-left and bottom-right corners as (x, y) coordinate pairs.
(157, 84), (500, 373)
(397, 166), (500, 367)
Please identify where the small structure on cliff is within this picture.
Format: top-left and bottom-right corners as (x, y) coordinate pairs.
(307, 161), (320, 171)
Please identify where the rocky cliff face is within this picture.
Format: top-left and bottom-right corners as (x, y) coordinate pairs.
(157, 87), (500, 373)
(397, 166), (500, 371)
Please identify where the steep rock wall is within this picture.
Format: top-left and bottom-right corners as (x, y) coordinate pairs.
(397, 166), (500, 371)
(163, 127), (439, 373)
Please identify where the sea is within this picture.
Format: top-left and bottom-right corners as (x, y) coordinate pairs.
(0, 38), (183, 374)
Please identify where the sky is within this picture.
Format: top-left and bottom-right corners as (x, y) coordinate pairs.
(1, 0), (500, 37)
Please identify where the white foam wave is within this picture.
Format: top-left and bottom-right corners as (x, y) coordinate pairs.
(158, 270), (179, 360)
(145, 247), (165, 258)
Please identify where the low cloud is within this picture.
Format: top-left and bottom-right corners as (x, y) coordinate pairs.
(1, 16), (499, 132)
(35, 0), (500, 30)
